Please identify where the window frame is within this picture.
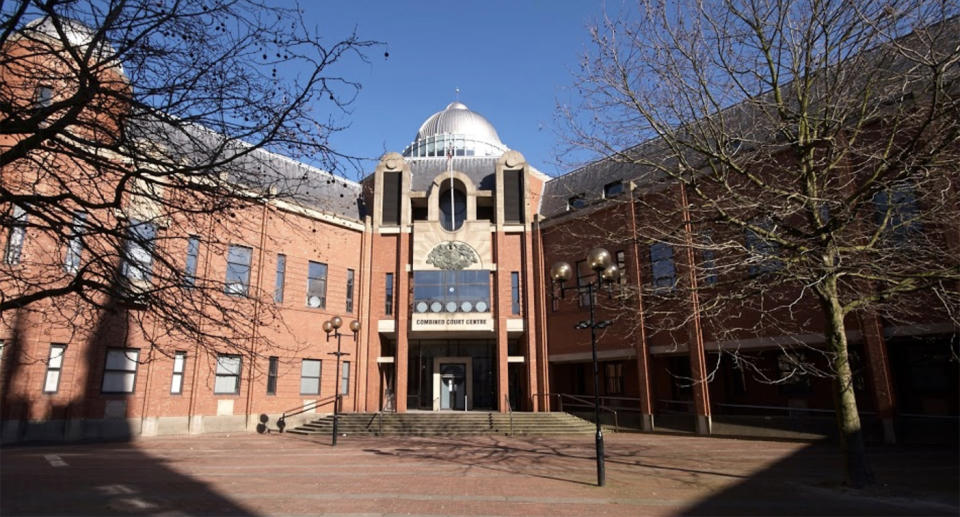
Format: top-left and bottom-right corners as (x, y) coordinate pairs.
(122, 219), (156, 283)
(306, 261), (328, 308)
(266, 356), (279, 395)
(568, 194), (587, 210)
(649, 242), (677, 290)
(214, 354), (242, 395)
(340, 360), (350, 395)
(603, 181), (624, 198)
(385, 273), (394, 315)
(35, 84), (54, 107)
(101, 348), (140, 394)
(605, 361), (624, 395)
(170, 351), (186, 394)
(300, 358), (322, 395)
(345, 268), (355, 313)
(575, 260), (593, 307)
(4, 204), (27, 265)
(510, 271), (521, 315)
(274, 254), (286, 303)
(183, 235), (200, 286)
(224, 244), (253, 296)
(43, 344), (67, 394)
(64, 211), (87, 274)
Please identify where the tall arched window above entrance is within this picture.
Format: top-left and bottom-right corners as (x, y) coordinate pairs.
(439, 186), (467, 231)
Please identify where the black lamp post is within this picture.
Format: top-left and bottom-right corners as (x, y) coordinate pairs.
(323, 316), (360, 446)
(550, 247), (620, 487)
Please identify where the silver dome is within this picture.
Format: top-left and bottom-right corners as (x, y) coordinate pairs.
(403, 102), (508, 158)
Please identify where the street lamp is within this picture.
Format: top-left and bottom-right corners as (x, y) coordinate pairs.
(551, 247), (620, 487)
(323, 316), (360, 446)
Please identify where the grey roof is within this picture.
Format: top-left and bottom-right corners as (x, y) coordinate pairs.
(249, 151), (363, 219)
(541, 140), (669, 217)
(541, 18), (960, 220)
(127, 117), (363, 221)
(408, 156), (499, 191)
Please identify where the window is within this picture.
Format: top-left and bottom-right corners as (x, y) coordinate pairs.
(4, 205), (27, 265)
(306, 261), (327, 308)
(702, 248), (718, 285)
(568, 194), (586, 210)
(511, 271), (521, 315)
(576, 260), (593, 306)
(385, 273), (394, 315)
(605, 362), (624, 394)
(300, 359), (321, 395)
(170, 351), (186, 394)
(341, 361), (350, 395)
(102, 348), (139, 393)
(382, 171), (401, 225)
(649, 243), (676, 289)
(64, 211), (86, 274)
(615, 250), (627, 287)
(744, 220), (782, 276)
(35, 85), (53, 107)
(123, 219), (156, 282)
(412, 270), (491, 313)
(44, 344), (66, 393)
(345, 269), (355, 312)
(439, 186), (467, 231)
(874, 186), (920, 241)
(224, 245), (252, 296)
(274, 254), (286, 303)
(266, 356), (278, 395)
(503, 170), (524, 223)
(214, 354), (242, 394)
(183, 236), (200, 286)
(604, 181), (624, 198)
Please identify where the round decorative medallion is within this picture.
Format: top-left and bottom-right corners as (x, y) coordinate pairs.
(445, 301), (458, 313)
(461, 301), (473, 312)
(385, 158), (398, 169)
(475, 301), (488, 312)
(416, 301), (428, 313)
(430, 301), (443, 313)
(426, 241), (478, 270)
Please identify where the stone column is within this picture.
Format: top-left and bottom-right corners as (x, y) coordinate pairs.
(394, 232), (410, 412)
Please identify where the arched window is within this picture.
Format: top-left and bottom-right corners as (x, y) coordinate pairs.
(439, 186), (466, 231)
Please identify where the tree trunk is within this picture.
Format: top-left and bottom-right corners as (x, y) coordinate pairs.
(821, 280), (874, 488)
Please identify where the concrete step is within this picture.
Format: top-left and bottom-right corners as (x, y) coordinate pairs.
(285, 412), (597, 437)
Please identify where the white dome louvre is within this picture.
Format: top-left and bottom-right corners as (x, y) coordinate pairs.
(403, 102), (508, 158)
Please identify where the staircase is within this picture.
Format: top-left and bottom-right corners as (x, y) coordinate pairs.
(285, 411), (596, 437)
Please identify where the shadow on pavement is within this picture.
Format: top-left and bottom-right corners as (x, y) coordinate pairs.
(677, 442), (960, 516)
(1, 441), (257, 516)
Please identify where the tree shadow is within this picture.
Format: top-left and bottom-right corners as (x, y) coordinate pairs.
(678, 441), (960, 516)
(361, 436), (600, 487)
(1, 440), (257, 516)
(1, 290), (258, 515)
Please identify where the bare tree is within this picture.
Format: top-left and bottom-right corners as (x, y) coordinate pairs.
(0, 1), (375, 359)
(560, 0), (960, 487)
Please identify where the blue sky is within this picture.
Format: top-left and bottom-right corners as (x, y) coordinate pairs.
(305, 1), (606, 179)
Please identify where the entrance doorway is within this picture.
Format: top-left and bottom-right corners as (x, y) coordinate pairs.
(433, 357), (473, 411)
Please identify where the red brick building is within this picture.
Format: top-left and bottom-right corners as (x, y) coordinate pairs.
(1, 19), (956, 444)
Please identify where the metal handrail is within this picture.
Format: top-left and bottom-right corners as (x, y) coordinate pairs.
(504, 394), (513, 436)
(277, 395), (337, 432)
(534, 392), (619, 431)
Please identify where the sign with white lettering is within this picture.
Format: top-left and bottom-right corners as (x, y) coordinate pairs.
(411, 314), (494, 332)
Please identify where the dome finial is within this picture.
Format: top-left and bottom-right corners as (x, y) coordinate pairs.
(455, 87), (461, 101)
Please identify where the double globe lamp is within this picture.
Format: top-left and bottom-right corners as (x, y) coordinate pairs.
(550, 247), (621, 487)
(322, 316), (360, 446)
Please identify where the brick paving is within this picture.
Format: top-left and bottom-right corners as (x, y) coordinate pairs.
(2, 432), (957, 516)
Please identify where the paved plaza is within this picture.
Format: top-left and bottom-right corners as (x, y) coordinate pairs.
(2, 431), (957, 516)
